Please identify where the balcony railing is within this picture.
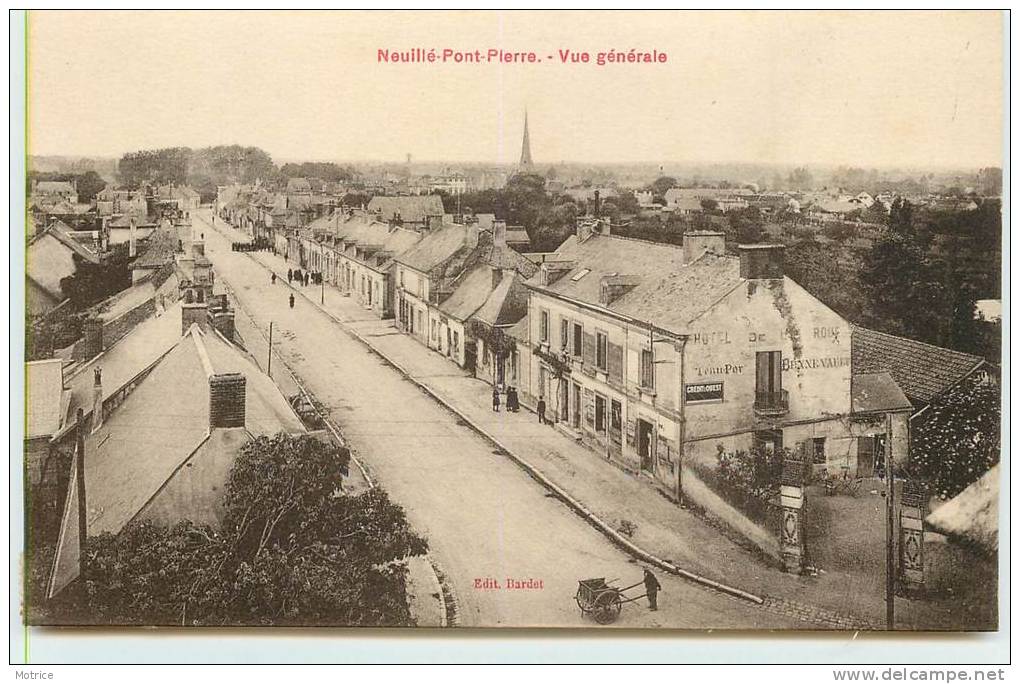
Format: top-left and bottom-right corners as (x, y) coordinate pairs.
(754, 389), (789, 417)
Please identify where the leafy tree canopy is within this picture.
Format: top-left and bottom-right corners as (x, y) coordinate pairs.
(58, 434), (427, 626)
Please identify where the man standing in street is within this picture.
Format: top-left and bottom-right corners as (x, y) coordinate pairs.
(288, 268), (293, 284)
(643, 568), (661, 611)
(289, 293), (295, 309)
(537, 396), (546, 424)
(492, 388), (501, 412)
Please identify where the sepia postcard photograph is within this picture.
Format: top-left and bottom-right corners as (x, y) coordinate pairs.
(14, 8), (1006, 652)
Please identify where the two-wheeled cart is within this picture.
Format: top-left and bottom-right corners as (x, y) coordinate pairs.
(575, 577), (647, 624)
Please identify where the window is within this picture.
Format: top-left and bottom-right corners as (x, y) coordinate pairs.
(755, 351), (782, 395)
(571, 268), (591, 282)
(640, 348), (654, 390)
(572, 322), (583, 356)
(594, 394), (607, 433)
(812, 437), (827, 465)
(596, 331), (608, 371)
(540, 309), (549, 343)
(560, 319), (569, 350)
(453, 331), (459, 351)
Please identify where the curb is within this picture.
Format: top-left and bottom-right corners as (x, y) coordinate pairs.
(224, 232), (766, 607)
(208, 217), (457, 627)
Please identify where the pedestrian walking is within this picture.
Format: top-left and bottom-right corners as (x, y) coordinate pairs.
(304, 272), (310, 287)
(289, 293), (295, 309)
(537, 396), (546, 424)
(492, 388), (501, 412)
(287, 268), (293, 283)
(507, 386), (519, 412)
(643, 568), (661, 611)
(271, 272), (277, 285)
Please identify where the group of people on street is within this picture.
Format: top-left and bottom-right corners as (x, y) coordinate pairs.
(491, 386), (521, 413)
(287, 268), (311, 287)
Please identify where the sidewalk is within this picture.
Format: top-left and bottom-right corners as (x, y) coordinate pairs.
(206, 213), (979, 630)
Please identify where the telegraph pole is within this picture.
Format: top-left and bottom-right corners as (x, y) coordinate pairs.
(885, 412), (895, 630)
(267, 321), (274, 377)
(75, 408), (87, 582)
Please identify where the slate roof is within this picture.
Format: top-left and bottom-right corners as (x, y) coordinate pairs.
(26, 233), (77, 301)
(526, 233), (742, 336)
(926, 465), (999, 553)
(368, 195), (444, 223)
(506, 313), (530, 343)
(395, 222), (477, 275)
(474, 272), (530, 328)
(505, 228), (532, 246)
(26, 359), (67, 439)
(438, 264), (497, 321)
(851, 327), (985, 406)
(50, 324), (305, 596)
(851, 372), (913, 414)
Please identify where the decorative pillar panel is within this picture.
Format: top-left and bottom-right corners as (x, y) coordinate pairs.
(780, 456), (807, 574)
(899, 479), (927, 595)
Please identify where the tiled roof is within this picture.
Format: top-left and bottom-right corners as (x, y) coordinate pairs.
(368, 195), (444, 223)
(132, 223), (179, 269)
(851, 326), (985, 406)
(526, 233), (742, 336)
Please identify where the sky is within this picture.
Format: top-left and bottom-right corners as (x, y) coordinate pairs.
(28, 10), (1004, 169)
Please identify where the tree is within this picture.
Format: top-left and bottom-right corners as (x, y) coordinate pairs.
(700, 198), (719, 212)
(59, 244), (133, 310)
(59, 434), (428, 626)
(910, 379), (1000, 499)
(649, 176), (676, 201)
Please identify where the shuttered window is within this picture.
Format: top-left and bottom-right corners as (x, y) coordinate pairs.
(582, 331), (596, 366)
(572, 322), (583, 356)
(755, 351), (782, 394)
(596, 331), (608, 371)
(560, 318), (569, 350)
(607, 342), (624, 384)
(540, 309), (549, 342)
(640, 349), (654, 389)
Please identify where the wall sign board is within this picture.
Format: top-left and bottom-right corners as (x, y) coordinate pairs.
(685, 381), (724, 403)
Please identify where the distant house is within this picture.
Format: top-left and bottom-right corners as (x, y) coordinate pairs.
(33, 180), (78, 204)
(286, 177), (312, 194)
(367, 194), (445, 229)
(26, 221), (103, 315)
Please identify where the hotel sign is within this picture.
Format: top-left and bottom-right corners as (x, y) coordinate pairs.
(685, 382), (724, 404)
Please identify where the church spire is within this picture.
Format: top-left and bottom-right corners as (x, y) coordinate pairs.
(519, 110), (534, 170)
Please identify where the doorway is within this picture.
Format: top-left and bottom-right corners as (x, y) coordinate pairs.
(571, 382), (581, 429)
(609, 400), (623, 456)
(857, 434), (886, 478)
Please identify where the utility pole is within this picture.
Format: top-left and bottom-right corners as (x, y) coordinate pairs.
(321, 270), (325, 305)
(885, 411), (895, 630)
(75, 408), (87, 583)
(674, 337), (687, 507)
(267, 321), (274, 377)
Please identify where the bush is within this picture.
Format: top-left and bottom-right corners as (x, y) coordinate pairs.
(690, 445), (787, 528)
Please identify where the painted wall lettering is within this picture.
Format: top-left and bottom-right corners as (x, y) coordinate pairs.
(695, 363), (744, 377)
(781, 356), (850, 372)
(691, 331), (732, 345)
(813, 326), (843, 343)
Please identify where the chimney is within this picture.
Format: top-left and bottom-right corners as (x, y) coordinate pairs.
(210, 310), (236, 340)
(576, 216), (597, 243)
(493, 221), (508, 250)
(738, 244), (786, 280)
(208, 373), (246, 429)
(83, 316), (104, 359)
(182, 302), (209, 335)
(91, 367), (104, 432)
(593, 190), (601, 217)
(683, 230), (726, 264)
(128, 216), (138, 258)
(599, 274), (640, 306)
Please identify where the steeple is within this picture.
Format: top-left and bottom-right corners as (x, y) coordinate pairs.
(519, 110), (534, 171)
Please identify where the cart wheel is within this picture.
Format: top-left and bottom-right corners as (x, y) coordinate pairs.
(575, 591), (590, 613)
(592, 590), (622, 624)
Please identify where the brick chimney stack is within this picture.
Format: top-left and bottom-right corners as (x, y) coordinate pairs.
(683, 231), (726, 264)
(209, 373), (246, 429)
(182, 302), (209, 335)
(83, 316), (104, 359)
(738, 244), (786, 280)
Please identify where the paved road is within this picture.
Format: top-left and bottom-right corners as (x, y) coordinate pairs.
(197, 209), (792, 629)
